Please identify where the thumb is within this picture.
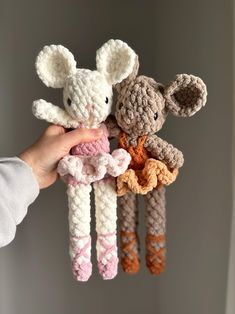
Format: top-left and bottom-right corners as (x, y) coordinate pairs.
(43, 125), (66, 137)
(61, 128), (103, 150)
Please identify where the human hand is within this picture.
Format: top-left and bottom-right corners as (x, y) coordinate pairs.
(19, 125), (103, 189)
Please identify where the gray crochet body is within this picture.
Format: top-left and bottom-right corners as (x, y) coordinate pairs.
(106, 55), (207, 275)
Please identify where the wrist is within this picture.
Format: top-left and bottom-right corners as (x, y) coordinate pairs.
(19, 148), (42, 188)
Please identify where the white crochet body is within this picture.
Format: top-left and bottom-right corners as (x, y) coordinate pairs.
(32, 40), (136, 281)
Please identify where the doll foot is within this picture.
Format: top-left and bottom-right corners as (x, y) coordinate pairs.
(72, 260), (92, 282)
(97, 233), (118, 280)
(146, 234), (166, 275)
(70, 235), (92, 281)
(121, 255), (140, 274)
(98, 256), (118, 280)
(121, 231), (140, 274)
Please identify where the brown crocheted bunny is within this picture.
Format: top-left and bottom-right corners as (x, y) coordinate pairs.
(106, 56), (207, 275)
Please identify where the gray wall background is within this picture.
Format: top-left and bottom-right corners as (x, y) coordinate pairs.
(0, 0), (233, 313)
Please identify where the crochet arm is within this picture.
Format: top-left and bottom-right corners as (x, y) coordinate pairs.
(32, 99), (80, 128)
(144, 135), (184, 169)
(105, 114), (121, 138)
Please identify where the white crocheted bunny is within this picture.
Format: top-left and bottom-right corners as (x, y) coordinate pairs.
(32, 40), (135, 281)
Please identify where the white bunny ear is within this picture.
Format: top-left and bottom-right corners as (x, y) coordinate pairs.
(96, 39), (136, 85)
(35, 45), (77, 88)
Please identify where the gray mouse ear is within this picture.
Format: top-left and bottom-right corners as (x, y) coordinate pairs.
(164, 74), (207, 117)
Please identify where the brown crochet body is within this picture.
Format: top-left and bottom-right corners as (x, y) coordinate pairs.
(113, 62), (207, 276)
(118, 132), (178, 196)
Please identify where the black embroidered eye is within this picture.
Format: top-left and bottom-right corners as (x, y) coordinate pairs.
(119, 102), (124, 109)
(105, 97), (109, 104)
(67, 98), (72, 106)
(154, 113), (158, 120)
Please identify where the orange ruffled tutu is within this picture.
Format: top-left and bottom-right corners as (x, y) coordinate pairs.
(117, 133), (179, 196)
(116, 158), (178, 196)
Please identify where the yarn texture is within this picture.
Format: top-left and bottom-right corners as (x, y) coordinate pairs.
(117, 132), (178, 195)
(107, 50), (207, 275)
(32, 39), (136, 281)
(119, 192), (140, 274)
(145, 187), (166, 275)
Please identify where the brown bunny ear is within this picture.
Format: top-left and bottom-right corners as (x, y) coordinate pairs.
(164, 74), (207, 117)
(114, 55), (139, 92)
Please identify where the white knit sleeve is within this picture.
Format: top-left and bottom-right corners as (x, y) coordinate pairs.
(0, 157), (39, 247)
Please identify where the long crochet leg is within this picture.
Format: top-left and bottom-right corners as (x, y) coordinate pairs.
(145, 186), (166, 275)
(119, 192), (139, 274)
(94, 178), (118, 280)
(67, 183), (92, 282)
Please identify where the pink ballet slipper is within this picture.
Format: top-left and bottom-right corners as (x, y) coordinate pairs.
(97, 233), (118, 280)
(70, 235), (92, 282)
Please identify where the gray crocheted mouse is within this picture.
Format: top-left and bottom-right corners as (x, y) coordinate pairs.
(106, 55), (207, 275)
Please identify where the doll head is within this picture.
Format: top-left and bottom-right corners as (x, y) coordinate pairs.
(35, 40), (136, 128)
(115, 58), (207, 136)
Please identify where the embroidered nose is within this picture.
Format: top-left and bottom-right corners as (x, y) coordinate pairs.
(86, 104), (93, 112)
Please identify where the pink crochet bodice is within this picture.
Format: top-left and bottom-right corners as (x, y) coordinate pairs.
(71, 124), (110, 156)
